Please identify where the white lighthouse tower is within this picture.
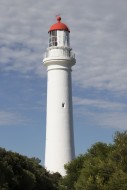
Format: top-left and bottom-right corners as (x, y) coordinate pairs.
(43, 16), (76, 175)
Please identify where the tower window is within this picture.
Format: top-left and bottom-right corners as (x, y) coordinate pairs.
(66, 32), (70, 46)
(49, 30), (57, 47)
(62, 103), (65, 108)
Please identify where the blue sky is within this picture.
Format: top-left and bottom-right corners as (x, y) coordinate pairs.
(0, 0), (127, 165)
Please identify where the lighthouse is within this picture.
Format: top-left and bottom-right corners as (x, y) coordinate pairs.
(43, 16), (76, 175)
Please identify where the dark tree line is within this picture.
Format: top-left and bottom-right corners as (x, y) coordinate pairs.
(0, 148), (61, 190)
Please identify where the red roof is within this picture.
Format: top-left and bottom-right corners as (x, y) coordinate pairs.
(48, 16), (70, 33)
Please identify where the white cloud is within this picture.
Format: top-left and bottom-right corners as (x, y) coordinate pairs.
(97, 112), (127, 130)
(0, 111), (24, 126)
(73, 97), (126, 111)
(73, 96), (127, 130)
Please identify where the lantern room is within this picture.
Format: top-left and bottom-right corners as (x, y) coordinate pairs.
(48, 16), (70, 48)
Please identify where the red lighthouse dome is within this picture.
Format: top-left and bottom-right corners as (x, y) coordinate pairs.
(48, 16), (70, 33)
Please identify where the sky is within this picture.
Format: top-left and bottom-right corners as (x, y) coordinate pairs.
(0, 0), (127, 165)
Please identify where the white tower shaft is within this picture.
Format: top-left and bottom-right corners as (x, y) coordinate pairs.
(45, 64), (75, 175)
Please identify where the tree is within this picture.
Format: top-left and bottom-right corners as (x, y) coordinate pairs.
(0, 147), (61, 190)
(62, 131), (127, 190)
(75, 142), (113, 190)
(60, 154), (84, 190)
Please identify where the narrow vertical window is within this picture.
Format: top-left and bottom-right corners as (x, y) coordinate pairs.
(62, 103), (65, 108)
(66, 32), (70, 46)
(49, 31), (57, 47)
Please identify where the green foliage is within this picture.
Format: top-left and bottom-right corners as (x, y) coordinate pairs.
(0, 147), (61, 190)
(74, 143), (113, 190)
(106, 170), (127, 190)
(63, 131), (127, 190)
(61, 154), (84, 190)
(1, 131), (127, 190)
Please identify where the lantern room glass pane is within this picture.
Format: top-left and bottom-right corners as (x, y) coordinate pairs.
(66, 32), (70, 46)
(49, 31), (57, 47)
